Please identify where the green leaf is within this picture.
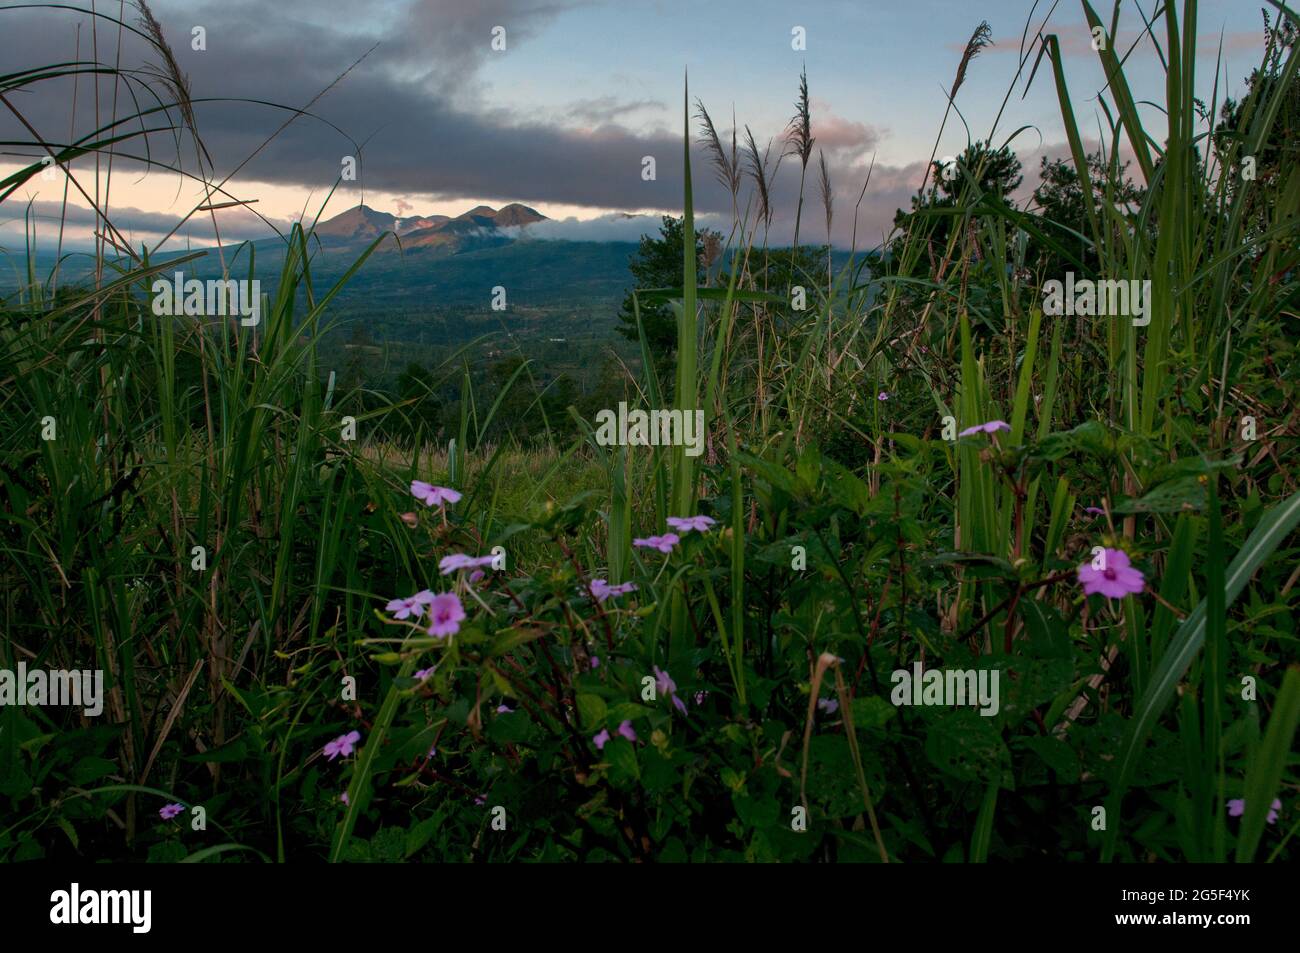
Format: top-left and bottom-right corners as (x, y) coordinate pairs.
(849, 696), (898, 730)
(924, 709), (1011, 786)
(71, 756), (116, 784)
(576, 693), (607, 728)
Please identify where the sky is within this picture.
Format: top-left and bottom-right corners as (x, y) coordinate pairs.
(0, 0), (1276, 253)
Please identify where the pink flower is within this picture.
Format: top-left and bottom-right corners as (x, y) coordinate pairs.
(385, 590), (435, 620)
(340, 792), (349, 805)
(817, 698), (839, 715)
(589, 578), (638, 603)
(653, 665), (676, 696)
(877, 391), (889, 401)
(411, 481), (461, 508)
(323, 730), (362, 761)
(958, 420), (1011, 437)
(616, 720), (637, 742)
(1228, 798), (1281, 823)
(159, 803), (183, 820)
(592, 728), (611, 750)
(425, 592), (466, 638)
(439, 553), (496, 575)
(590, 656), (600, 668)
(399, 511), (418, 528)
(653, 665), (688, 714)
(1077, 547), (1145, 599)
(666, 515), (717, 534)
(633, 533), (680, 554)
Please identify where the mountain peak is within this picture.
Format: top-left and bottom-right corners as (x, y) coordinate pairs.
(315, 202), (548, 249)
(493, 203), (546, 227)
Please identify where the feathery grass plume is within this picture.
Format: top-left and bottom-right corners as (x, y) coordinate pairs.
(785, 66), (815, 250)
(950, 19), (993, 100)
(919, 20), (993, 198)
(785, 66), (815, 166)
(696, 99), (741, 217)
(817, 149), (833, 285)
(743, 125), (778, 232)
(133, 0), (197, 135)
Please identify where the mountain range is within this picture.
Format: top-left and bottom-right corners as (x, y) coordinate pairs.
(313, 202), (548, 253)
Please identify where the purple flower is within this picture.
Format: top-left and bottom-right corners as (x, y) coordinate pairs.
(474, 795), (486, 806)
(323, 730), (362, 761)
(159, 803), (183, 820)
(958, 420), (1011, 438)
(425, 592), (466, 638)
(340, 792), (349, 805)
(439, 553), (496, 575)
(817, 698), (839, 715)
(653, 665), (690, 714)
(589, 578), (638, 603)
(693, 690), (708, 705)
(468, 569), (486, 585)
(1084, 506), (1106, 516)
(877, 391), (889, 401)
(653, 665), (676, 696)
(590, 656), (600, 668)
(1077, 548), (1145, 599)
(633, 533), (680, 554)
(411, 480), (461, 508)
(496, 703), (513, 714)
(617, 720), (637, 742)
(666, 515), (717, 534)
(1228, 798), (1281, 823)
(385, 589), (435, 620)
(414, 666), (436, 681)
(592, 728), (611, 750)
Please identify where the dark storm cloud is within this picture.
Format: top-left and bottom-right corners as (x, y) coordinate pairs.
(0, 1), (921, 245)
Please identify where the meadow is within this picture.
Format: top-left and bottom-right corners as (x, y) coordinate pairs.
(1, 0), (1298, 863)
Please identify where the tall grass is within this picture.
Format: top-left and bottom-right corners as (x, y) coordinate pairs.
(2, 0), (1297, 862)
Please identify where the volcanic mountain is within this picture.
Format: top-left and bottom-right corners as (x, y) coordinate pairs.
(313, 203), (546, 253)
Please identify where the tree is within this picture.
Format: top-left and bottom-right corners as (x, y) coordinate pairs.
(615, 215), (721, 366)
(1030, 151), (1144, 275)
(886, 140), (1024, 266)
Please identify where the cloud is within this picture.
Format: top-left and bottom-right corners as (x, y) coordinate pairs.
(967, 21), (1263, 61)
(564, 96), (666, 125)
(384, 0), (592, 86)
(3, 1), (1179, 254)
(502, 210), (725, 243)
(0, 197), (290, 248)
